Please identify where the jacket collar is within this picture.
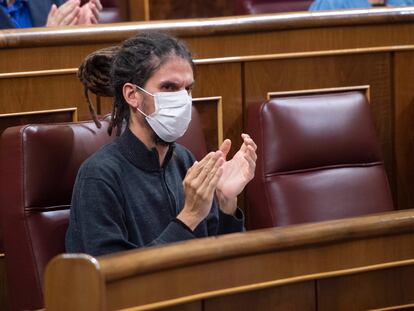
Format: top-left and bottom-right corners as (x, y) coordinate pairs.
(116, 127), (175, 172)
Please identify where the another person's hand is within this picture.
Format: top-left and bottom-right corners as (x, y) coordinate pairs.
(177, 151), (224, 231)
(78, 0), (103, 25)
(46, 0), (81, 27)
(216, 134), (257, 215)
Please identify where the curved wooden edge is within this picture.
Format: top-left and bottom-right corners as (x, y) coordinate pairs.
(267, 85), (370, 100)
(45, 254), (105, 310)
(369, 302), (414, 311)
(1, 7), (414, 48)
(97, 209), (414, 282)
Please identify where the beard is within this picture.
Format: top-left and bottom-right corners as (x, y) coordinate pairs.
(152, 129), (172, 147)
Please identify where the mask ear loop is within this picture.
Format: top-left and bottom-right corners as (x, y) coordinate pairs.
(134, 85), (154, 118)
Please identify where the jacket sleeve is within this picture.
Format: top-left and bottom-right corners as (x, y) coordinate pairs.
(206, 200), (245, 236)
(66, 176), (197, 256)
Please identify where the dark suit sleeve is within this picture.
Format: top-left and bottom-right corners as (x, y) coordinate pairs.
(0, 8), (16, 29)
(29, 0), (66, 27)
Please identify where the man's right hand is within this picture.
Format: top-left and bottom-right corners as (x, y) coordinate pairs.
(46, 0), (81, 27)
(177, 151), (224, 231)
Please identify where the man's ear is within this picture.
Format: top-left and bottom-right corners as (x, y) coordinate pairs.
(123, 83), (142, 109)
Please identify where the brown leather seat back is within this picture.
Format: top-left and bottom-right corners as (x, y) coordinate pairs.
(235, 0), (313, 14)
(177, 106), (208, 161)
(247, 91), (394, 229)
(0, 119), (114, 311)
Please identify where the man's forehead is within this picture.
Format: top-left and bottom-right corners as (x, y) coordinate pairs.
(153, 62), (194, 83)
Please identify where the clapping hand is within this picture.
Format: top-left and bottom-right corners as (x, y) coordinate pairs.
(216, 134), (257, 215)
(46, 0), (102, 27)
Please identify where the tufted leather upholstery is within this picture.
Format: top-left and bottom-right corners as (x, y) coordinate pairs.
(246, 91), (394, 229)
(235, 0), (313, 14)
(0, 107), (206, 311)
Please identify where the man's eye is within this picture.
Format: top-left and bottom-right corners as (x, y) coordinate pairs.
(162, 85), (177, 91)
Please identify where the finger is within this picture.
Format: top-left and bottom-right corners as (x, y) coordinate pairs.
(244, 147), (257, 167)
(90, 12), (99, 24)
(46, 4), (58, 26)
(48, 4), (58, 18)
(89, 3), (100, 19)
(193, 151), (222, 188)
(240, 135), (257, 154)
(244, 135), (257, 151)
(91, 0), (103, 11)
(187, 152), (214, 179)
(62, 7), (80, 25)
(68, 15), (79, 26)
(205, 165), (223, 194)
(218, 139), (231, 160)
(247, 144), (257, 162)
(55, 0), (80, 25)
(196, 157), (223, 199)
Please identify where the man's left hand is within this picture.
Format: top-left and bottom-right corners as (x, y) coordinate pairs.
(216, 134), (257, 215)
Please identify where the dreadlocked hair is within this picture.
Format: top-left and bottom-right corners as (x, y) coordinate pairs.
(78, 45), (120, 129)
(109, 32), (194, 136)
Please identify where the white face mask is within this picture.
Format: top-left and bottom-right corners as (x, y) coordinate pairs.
(135, 85), (192, 142)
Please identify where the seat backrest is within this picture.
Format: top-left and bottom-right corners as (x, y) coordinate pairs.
(0, 107), (206, 311)
(0, 118), (114, 311)
(81, 0), (128, 23)
(246, 90), (394, 229)
(177, 106), (208, 161)
(234, 0), (313, 15)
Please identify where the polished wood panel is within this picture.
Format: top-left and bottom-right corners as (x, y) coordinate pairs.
(0, 108), (77, 134)
(318, 265), (414, 311)
(45, 209), (414, 310)
(204, 282), (315, 311)
(193, 63), (242, 157)
(0, 72), (88, 117)
(394, 51), (414, 210)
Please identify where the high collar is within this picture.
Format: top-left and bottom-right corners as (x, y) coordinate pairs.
(116, 127), (175, 172)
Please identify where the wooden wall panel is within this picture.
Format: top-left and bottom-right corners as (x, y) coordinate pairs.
(244, 53), (396, 204)
(160, 302), (201, 311)
(0, 44), (111, 73)
(204, 281), (316, 311)
(185, 23), (414, 59)
(318, 265), (414, 311)
(0, 73), (91, 119)
(192, 63), (243, 157)
(394, 51), (414, 211)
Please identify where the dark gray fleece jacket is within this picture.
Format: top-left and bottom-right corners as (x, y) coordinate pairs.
(65, 128), (244, 257)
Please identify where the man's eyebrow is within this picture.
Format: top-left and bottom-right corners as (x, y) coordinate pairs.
(159, 80), (179, 88)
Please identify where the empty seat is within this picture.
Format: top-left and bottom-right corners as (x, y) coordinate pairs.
(246, 90), (394, 229)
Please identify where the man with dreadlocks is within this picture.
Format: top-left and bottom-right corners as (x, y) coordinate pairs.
(66, 32), (257, 257)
